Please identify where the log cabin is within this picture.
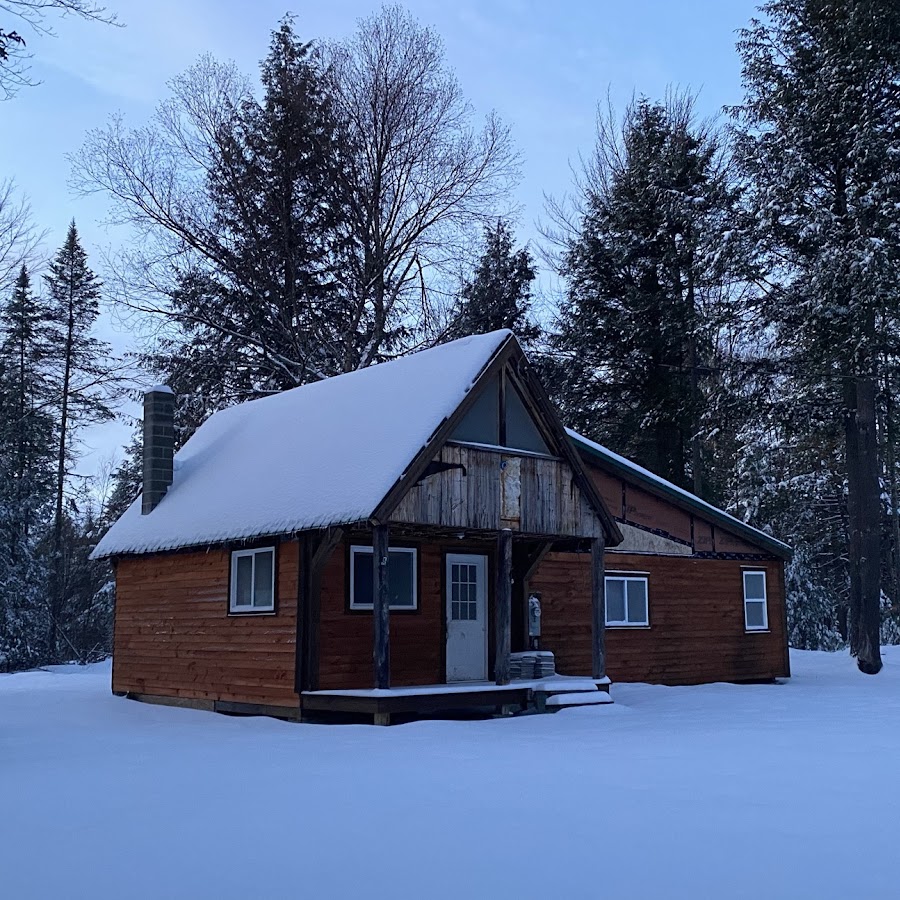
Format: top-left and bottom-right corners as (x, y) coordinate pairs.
(93, 330), (791, 723)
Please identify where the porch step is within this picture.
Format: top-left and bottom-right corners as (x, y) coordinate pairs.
(545, 691), (614, 709)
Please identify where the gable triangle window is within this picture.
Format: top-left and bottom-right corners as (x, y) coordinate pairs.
(451, 370), (551, 456)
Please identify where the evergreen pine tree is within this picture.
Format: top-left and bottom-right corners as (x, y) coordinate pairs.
(733, 0), (900, 673)
(552, 93), (748, 497)
(0, 265), (54, 669)
(146, 17), (350, 430)
(448, 220), (539, 345)
(44, 221), (114, 660)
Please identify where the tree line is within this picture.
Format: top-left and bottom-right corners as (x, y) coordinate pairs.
(0, 219), (119, 668)
(2, 0), (899, 673)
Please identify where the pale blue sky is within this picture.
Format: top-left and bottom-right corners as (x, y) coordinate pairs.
(0, 0), (760, 472)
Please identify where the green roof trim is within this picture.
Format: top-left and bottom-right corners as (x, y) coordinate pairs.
(567, 429), (793, 561)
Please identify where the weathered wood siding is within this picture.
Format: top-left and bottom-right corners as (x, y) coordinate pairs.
(113, 541), (299, 706)
(532, 551), (789, 685)
(390, 443), (604, 539)
(584, 459), (768, 555)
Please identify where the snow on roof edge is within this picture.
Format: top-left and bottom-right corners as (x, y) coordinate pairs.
(92, 330), (514, 559)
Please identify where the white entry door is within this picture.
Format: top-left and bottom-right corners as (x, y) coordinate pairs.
(446, 553), (488, 682)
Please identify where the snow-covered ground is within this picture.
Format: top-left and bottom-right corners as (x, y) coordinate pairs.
(3, 649), (899, 899)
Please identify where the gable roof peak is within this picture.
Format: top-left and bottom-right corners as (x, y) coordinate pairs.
(93, 330), (516, 557)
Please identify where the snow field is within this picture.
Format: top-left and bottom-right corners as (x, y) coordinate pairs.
(3, 649), (899, 899)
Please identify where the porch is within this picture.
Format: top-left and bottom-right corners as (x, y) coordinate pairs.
(300, 674), (612, 725)
(295, 522), (610, 703)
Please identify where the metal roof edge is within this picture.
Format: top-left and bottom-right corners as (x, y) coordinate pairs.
(567, 430), (793, 561)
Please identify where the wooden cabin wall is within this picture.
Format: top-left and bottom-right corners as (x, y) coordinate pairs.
(113, 541), (299, 707)
(390, 443), (605, 539)
(532, 551), (789, 685)
(317, 541), (446, 690)
(113, 538), (465, 703)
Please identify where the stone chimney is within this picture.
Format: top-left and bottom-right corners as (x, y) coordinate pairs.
(142, 385), (175, 514)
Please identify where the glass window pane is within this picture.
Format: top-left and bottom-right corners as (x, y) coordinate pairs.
(505, 382), (550, 455)
(606, 579), (626, 622)
(746, 600), (766, 629)
(626, 580), (648, 624)
(451, 375), (500, 445)
(352, 549), (374, 606)
(234, 555), (253, 606)
(744, 572), (766, 601)
(452, 600), (461, 620)
(253, 551), (274, 608)
(388, 550), (415, 608)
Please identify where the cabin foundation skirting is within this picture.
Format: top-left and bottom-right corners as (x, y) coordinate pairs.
(124, 692), (301, 721)
(121, 676), (611, 726)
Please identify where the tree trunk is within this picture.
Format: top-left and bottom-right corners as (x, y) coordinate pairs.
(845, 375), (882, 674)
(884, 372), (900, 619)
(49, 298), (75, 662)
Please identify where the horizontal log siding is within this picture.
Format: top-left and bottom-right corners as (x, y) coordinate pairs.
(318, 542), (444, 690)
(113, 543), (299, 706)
(532, 552), (789, 685)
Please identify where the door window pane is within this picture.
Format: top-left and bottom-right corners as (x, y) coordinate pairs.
(450, 560), (479, 620)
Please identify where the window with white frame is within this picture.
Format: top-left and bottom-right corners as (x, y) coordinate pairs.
(230, 547), (275, 613)
(350, 545), (418, 610)
(605, 575), (649, 626)
(743, 570), (769, 631)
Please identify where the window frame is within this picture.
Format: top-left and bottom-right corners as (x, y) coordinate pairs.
(229, 546), (276, 614)
(604, 574), (650, 627)
(349, 544), (419, 612)
(742, 569), (769, 632)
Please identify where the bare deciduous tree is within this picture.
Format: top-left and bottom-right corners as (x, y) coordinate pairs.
(326, 5), (520, 363)
(71, 8), (519, 418)
(1, 0), (117, 100)
(0, 178), (44, 292)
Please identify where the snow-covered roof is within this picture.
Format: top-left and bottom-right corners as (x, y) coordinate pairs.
(567, 429), (792, 560)
(93, 331), (513, 558)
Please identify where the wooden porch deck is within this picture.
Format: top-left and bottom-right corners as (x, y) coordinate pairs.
(301, 675), (609, 724)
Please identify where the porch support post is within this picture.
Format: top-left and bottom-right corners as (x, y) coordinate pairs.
(373, 523), (391, 689)
(591, 538), (606, 680)
(295, 534), (313, 694)
(495, 528), (513, 685)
